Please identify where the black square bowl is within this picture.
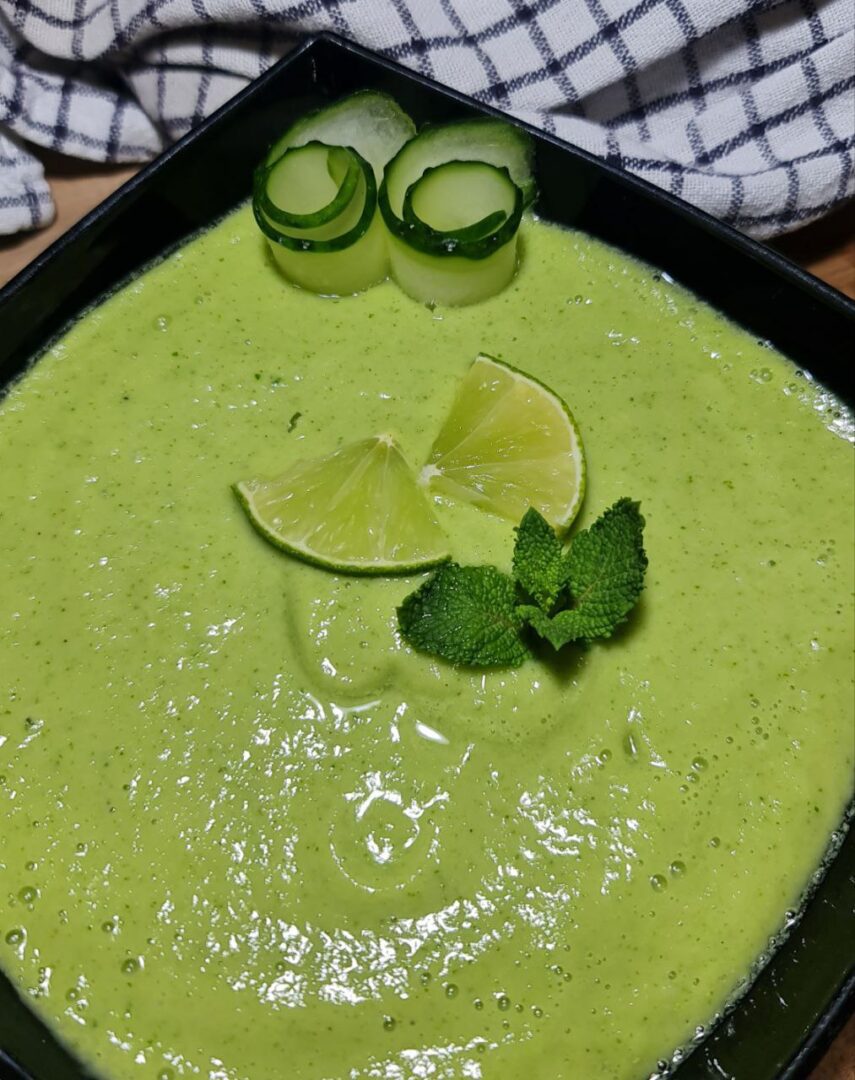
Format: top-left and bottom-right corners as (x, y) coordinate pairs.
(0, 32), (852, 1080)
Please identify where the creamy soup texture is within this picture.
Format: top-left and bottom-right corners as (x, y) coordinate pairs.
(0, 208), (852, 1080)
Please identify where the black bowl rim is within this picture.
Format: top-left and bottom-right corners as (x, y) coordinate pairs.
(0, 29), (852, 1080)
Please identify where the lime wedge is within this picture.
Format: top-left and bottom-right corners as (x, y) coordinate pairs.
(235, 435), (450, 574)
(422, 353), (586, 529)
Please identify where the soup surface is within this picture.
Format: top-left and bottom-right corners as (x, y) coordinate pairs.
(0, 209), (852, 1080)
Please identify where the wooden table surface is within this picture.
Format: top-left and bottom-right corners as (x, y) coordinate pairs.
(0, 152), (853, 1079)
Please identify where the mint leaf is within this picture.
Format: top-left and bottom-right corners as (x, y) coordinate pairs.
(513, 507), (569, 611)
(398, 563), (530, 667)
(517, 605), (579, 650)
(519, 498), (647, 647)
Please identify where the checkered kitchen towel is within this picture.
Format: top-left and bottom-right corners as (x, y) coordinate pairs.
(0, 0), (853, 239)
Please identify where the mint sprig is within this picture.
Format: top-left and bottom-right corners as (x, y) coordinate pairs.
(397, 499), (647, 668)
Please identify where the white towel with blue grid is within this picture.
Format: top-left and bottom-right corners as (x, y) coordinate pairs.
(0, 0), (852, 240)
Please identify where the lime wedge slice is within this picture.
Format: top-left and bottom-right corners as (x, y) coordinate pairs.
(422, 353), (586, 529)
(235, 435), (450, 574)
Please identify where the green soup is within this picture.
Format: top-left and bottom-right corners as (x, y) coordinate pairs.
(0, 208), (852, 1080)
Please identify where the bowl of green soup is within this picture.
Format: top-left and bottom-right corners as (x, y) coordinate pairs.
(0, 33), (852, 1080)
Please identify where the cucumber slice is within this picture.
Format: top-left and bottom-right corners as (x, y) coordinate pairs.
(254, 143), (384, 294)
(378, 119), (533, 304)
(255, 92), (417, 297)
(265, 90), (417, 179)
